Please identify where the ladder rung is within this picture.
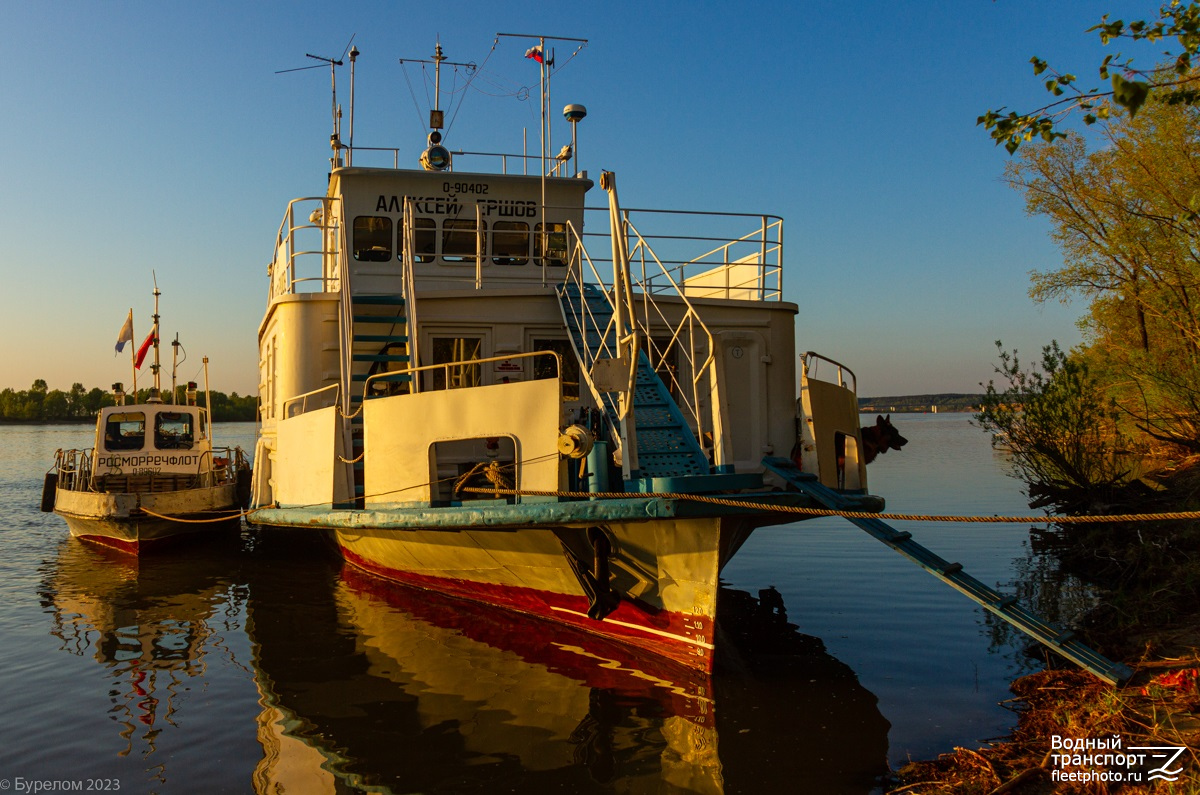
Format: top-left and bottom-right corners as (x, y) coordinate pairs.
(1053, 630), (1077, 646)
(354, 295), (406, 305)
(353, 334), (409, 344)
(352, 373), (412, 382)
(352, 354), (410, 363)
(353, 315), (406, 324)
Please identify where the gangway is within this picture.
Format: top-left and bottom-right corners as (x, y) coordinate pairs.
(761, 456), (1134, 685)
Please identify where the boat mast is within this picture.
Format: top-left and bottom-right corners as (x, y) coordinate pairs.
(170, 333), (181, 404)
(433, 41), (444, 120)
(149, 279), (162, 403)
(497, 33), (587, 285)
(348, 45), (359, 166)
(203, 356), (211, 429)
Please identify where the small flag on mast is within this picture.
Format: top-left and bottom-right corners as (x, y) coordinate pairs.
(114, 310), (134, 354)
(134, 330), (155, 370)
(525, 45), (552, 65)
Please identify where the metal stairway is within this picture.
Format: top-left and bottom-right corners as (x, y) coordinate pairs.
(559, 283), (759, 492)
(761, 456), (1134, 685)
(345, 294), (412, 506)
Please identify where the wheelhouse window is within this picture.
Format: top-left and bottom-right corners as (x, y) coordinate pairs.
(442, 219), (485, 263)
(431, 337), (483, 390)
(104, 412), (145, 451)
(353, 216), (393, 262)
(492, 221), (530, 266)
(535, 223), (568, 267)
(399, 217), (437, 263)
(154, 412), (195, 450)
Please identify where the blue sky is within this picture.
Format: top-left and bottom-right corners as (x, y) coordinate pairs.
(0, 1), (1164, 396)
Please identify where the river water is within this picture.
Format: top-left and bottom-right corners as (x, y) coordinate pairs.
(0, 415), (1083, 793)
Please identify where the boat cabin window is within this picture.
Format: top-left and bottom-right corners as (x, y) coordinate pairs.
(430, 337), (483, 390)
(397, 217), (438, 263)
(442, 219), (486, 263)
(353, 216), (393, 262)
(535, 223), (568, 267)
(154, 412), (195, 450)
(532, 339), (580, 399)
(492, 222), (530, 266)
(104, 412), (145, 451)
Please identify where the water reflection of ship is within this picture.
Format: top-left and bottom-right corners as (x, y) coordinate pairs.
(246, 538), (890, 794)
(42, 536), (242, 760)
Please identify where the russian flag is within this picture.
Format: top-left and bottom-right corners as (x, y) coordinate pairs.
(115, 310), (134, 354)
(525, 45), (545, 64)
(134, 330), (155, 369)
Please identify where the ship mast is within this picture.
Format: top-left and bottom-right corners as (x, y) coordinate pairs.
(496, 33), (588, 285)
(148, 277), (162, 403)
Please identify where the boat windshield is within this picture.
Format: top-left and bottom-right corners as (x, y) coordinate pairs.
(154, 412), (195, 450)
(104, 413), (145, 451)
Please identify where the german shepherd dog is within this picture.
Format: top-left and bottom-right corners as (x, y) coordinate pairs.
(860, 414), (908, 464)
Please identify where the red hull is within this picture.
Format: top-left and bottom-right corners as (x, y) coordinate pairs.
(340, 545), (716, 672)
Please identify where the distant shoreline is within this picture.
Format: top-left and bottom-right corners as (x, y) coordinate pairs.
(859, 393), (982, 413)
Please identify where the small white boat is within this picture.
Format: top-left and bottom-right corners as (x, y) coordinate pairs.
(43, 291), (250, 553)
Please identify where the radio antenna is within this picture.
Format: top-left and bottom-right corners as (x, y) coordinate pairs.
(276, 35), (357, 154)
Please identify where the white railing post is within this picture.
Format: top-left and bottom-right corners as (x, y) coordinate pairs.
(402, 198), (421, 390)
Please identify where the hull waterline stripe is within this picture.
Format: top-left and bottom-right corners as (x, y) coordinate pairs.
(549, 606), (714, 649)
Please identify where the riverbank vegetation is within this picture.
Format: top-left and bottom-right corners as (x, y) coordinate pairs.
(891, 11), (1200, 791)
(0, 380), (258, 422)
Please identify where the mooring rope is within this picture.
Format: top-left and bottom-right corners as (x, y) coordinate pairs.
(138, 506), (257, 524)
(129, 460), (1200, 526)
(456, 485), (1200, 525)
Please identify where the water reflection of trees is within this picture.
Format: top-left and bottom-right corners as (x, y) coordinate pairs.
(982, 526), (1101, 672)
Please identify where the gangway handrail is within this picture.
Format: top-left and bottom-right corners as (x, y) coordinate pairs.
(401, 198), (422, 383)
(622, 216), (725, 461)
(560, 179), (732, 469)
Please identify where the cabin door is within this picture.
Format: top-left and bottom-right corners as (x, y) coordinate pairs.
(715, 330), (770, 473)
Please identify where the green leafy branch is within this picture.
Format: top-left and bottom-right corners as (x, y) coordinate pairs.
(980, 2), (1200, 153)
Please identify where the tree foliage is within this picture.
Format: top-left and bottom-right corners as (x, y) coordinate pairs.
(1004, 88), (1200, 452)
(0, 380), (258, 423)
(975, 342), (1131, 508)
(980, 2), (1200, 153)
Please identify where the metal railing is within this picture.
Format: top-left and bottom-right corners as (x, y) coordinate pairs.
(362, 350), (561, 402)
(270, 197), (342, 301)
(803, 351), (857, 393)
(283, 383), (341, 419)
(401, 198), (422, 379)
(340, 145), (576, 177)
(591, 208), (783, 302)
(53, 448), (93, 492)
(52, 445), (247, 491)
(561, 174), (732, 468)
(560, 221), (639, 419)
